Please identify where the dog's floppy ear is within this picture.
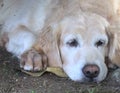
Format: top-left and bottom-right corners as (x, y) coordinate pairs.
(107, 25), (120, 67)
(50, 23), (63, 66)
(33, 24), (62, 67)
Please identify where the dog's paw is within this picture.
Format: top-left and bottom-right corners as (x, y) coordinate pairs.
(20, 49), (48, 71)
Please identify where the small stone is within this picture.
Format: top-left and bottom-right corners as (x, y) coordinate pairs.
(16, 79), (18, 82)
(23, 77), (27, 80)
(111, 68), (120, 83)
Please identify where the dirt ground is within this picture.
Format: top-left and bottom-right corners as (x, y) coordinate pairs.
(0, 47), (120, 93)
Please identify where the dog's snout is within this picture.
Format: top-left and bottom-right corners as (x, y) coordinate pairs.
(82, 64), (100, 79)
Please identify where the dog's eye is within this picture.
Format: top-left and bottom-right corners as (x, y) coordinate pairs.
(67, 39), (78, 47)
(95, 40), (105, 47)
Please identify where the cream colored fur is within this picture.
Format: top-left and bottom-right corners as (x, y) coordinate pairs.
(0, 0), (120, 82)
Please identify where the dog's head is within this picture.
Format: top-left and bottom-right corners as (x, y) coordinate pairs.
(51, 13), (120, 82)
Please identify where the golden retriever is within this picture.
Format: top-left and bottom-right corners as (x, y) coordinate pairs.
(0, 0), (120, 82)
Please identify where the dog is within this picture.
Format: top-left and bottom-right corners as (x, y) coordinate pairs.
(0, 0), (120, 82)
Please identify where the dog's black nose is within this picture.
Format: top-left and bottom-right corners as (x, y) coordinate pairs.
(82, 64), (100, 79)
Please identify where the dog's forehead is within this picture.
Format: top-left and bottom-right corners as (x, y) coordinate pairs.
(61, 16), (107, 38)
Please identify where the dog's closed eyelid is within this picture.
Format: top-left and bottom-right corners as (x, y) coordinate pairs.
(95, 39), (106, 47)
(66, 39), (79, 47)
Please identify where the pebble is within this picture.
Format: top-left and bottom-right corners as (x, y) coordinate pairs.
(110, 68), (120, 83)
(23, 77), (27, 80)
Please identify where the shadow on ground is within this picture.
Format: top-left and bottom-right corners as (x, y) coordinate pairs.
(0, 47), (120, 93)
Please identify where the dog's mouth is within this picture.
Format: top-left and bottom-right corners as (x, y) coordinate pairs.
(84, 77), (98, 83)
(75, 76), (99, 83)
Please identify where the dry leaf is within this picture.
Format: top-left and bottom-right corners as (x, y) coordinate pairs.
(21, 67), (68, 78)
(21, 70), (46, 77)
(46, 67), (67, 77)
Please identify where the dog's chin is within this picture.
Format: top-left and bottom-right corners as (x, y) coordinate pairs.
(64, 70), (103, 83)
(69, 75), (103, 83)
(81, 77), (101, 83)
